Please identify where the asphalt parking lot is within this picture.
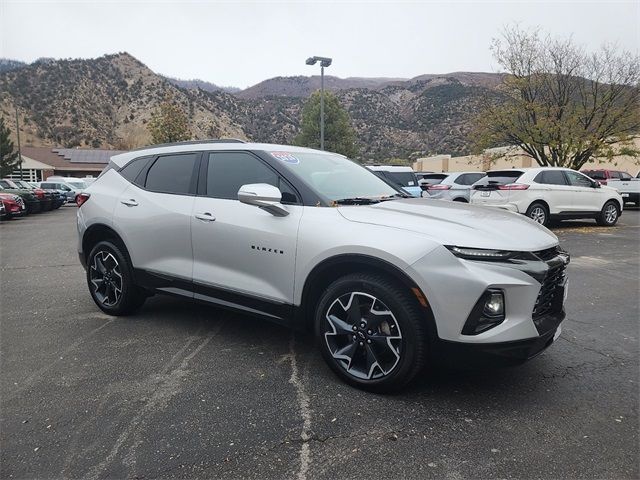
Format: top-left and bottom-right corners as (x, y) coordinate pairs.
(1, 206), (638, 479)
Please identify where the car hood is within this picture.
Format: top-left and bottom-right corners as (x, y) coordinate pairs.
(338, 198), (558, 251)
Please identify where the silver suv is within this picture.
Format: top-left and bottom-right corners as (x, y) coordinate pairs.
(78, 141), (569, 391)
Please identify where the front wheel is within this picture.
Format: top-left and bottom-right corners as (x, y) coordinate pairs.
(526, 202), (549, 227)
(596, 201), (619, 226)
(87, 240), (147, 315)
(315, 273), (428, 392)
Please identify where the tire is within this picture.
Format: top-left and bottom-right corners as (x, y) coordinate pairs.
(453, 198), (468, 203)
(314, 272), (428, 393)
(596, 200), (619, 227)
(526, 202), (549, 227)
(86, 240), (147, 315)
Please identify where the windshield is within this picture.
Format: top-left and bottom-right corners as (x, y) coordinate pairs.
(480, 171), (524, 185)
(270, 151), (399, 201)
(420, 174), (448, 185)
(382, 171), (417, 187)
(66, 181), (86, 189)
(0, 179), (18, 188)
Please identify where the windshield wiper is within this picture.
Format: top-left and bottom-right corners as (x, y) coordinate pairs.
(379, 193), (409, 201)
(334, 197), (381, 205)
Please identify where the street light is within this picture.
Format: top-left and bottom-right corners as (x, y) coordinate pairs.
(305, 56), (332, 150)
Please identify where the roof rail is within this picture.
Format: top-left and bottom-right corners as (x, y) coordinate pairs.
(132, 138), (247, 151)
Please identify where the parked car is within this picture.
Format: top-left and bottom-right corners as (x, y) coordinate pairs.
(582, 169), (633, 186)
(0, 190), (27, 218)
(39, 181), (79, 203)
(8, 179), (56, 211)
(421, 171), (487, 202)
(78, 141), (569, 392)
(414, 171), (434, 181)
(46, 176), (87, 192)
(471, 167), (623, 227)
(15, 180), (65, 209)
(366, 166), (422, 197)
(0, 180), (41, 213)
(606, 176), (640, 206)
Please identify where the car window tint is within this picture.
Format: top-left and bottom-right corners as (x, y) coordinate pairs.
(609, 171), (621, 179)
(145, 153), (198, 194)
(453, 174), (468, 185)
(421, 174), (448, 185)
(119, 157), (150, 184)
(207, 152), (297, 203)
(535, 170), (568, 185)
(565, 171), (593, 187)
(483, 171), (523, 185)
(584, 171), (606, 180)
(620, 172), (632, 181)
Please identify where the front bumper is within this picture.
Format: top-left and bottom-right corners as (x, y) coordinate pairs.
(435, 310), (563, 366)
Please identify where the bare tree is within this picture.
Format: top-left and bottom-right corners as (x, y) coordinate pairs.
(473, 26), (640, 169)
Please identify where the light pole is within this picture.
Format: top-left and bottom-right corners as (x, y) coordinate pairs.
(305, 56), (332, 150)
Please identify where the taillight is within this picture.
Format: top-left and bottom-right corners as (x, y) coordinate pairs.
(427, 184), (451, 190)
(497, 183), (529, 190)
(76, 193), (91, 207)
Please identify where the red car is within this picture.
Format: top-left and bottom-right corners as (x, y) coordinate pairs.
(582, 169), (633, 185)
(0, 192), (27, 218)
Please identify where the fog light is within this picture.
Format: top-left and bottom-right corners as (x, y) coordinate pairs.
(484, 292), (504, 317)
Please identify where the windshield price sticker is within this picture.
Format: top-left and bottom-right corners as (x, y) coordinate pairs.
(270, 152), (300, 164)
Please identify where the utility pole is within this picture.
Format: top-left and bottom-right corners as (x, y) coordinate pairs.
(15, 105), (23, 180)
(305, 56), (332, 150)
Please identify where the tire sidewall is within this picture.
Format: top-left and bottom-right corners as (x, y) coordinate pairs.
(599, 201), (619, 226)
(86, 240), (136, 315)
(526, 202), (549, 227)
(314, 275), (424, 391)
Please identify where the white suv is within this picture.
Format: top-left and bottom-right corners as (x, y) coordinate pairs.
(78, 141), (569, 391)
(470, 167), (624, 227)
(420, 171), (487, 202)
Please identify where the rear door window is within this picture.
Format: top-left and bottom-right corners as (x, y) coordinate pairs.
(144, 153), (199, 194)
(535, 170), (568, 185)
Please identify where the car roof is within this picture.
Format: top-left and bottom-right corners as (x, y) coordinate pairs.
(110, 142), (330, 168)
(486, 167), (572, 173)
(366, 165), (414, 172)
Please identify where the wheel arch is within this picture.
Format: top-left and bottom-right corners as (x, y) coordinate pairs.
(81, 223), (127, 264)
(297, 254), (436, 336)
(527, 199), (550, 213)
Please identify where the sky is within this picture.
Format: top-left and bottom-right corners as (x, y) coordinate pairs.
(1, 0), (638, 89)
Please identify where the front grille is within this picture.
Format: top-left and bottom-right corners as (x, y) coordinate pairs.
(534, 246), (561, 262)
(532, 263), (566, 319)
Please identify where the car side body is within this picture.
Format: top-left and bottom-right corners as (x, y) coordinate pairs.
(78, 142), (570, 391)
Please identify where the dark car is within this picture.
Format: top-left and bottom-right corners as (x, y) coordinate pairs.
(13, 180), (64, 209)
(0, 181), (41, 214)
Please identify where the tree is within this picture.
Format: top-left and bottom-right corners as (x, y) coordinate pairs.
(473, 26), (640, 169)
(0, 117), (20, 177)
(147, 98), (191, 144)
(294, 91), (358, 158)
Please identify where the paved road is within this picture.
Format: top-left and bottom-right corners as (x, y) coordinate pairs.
(1, 206), (638, 479)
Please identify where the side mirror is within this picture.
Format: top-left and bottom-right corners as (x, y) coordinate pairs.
(238, 183), (289, 217)
(593, 182), (601, 188)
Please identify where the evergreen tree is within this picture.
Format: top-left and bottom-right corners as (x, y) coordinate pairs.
(294, 91), (358, 158)
(148, 98), (191, 144)
(0, 117), (20, 177)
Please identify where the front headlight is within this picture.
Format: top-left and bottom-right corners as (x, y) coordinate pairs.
(446, 246), (515, 261)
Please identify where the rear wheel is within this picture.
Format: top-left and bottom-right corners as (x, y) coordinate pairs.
(596, 201), (619, 226)
(526, 202), (549, 227)
(315, 273), (428, 392)
(87, 240), (146, 315)
(453, 198), (468, 203)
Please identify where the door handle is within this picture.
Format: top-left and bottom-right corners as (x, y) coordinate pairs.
(120, 199), (138, 207)
(194, 212), (216, 222)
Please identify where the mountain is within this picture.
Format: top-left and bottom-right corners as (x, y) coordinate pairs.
(0, 52), (506, 159)
(236, 75), (408, 99)
(0, 59), (27, 74)
(163, 76), (241, 94)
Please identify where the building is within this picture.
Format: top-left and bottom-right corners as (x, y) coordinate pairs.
(6, 147), (123, 182)
(413, 137), (640, 174)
